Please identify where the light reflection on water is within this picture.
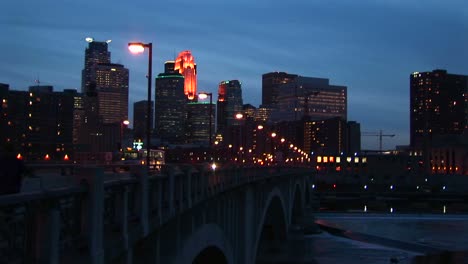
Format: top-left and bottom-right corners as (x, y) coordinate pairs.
(257, 214), (468, 263)
(316, 213), (468, 251)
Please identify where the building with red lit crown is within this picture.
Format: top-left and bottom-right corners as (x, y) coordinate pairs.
(174, 50), (197, 100)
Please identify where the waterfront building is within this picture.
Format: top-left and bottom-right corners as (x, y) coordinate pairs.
(410, 69), (468, 150)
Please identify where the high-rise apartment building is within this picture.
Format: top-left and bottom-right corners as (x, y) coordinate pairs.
(217, 80), (243, 136)
(155, 61), (187, 144)
(174, 51), (197, 100)
(410, 69), (468, 150)
(1, 85), (80, 160)
(262, 72), (298, 108)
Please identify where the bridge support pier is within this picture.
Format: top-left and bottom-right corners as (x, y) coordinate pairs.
(243, 187), (254, 264)
(78, 167), (105, 264)
(132, 167), (149, 236)
(26, 201), (61, 264)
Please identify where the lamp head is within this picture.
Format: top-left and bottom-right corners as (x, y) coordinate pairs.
(128, 42), (145, 54)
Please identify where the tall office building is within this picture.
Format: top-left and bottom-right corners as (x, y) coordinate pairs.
(93, 63), (129, 124)
(410, 69), (468, 150)
(262, 72), (298, 108)
(81, 39), (128, 124)
(79, 39), (129, 152)
(155, 61), (187, 144)
(270, 76), (347, 122)
(217, 80), (243, 136)
(82, 40), (111, 94)
(174, 51), (197, 100)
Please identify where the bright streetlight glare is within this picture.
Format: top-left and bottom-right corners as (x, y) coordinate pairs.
(123, 120), (130, 126)
(235, 113), (243, 119)
(128, 43), (145, 54)
(198, 93), (208, 100)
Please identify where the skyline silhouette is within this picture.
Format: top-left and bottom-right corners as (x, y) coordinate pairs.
(2, 0), (468, 150)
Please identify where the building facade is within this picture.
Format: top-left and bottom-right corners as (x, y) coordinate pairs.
(410, 69), (468, 150)
(79, 39), (129, 152)
(186, 101), (215, 146)
(217, 80), (243, 137)
(1, 85), (80, 160)
(262, 72), (298, 108)
(271, 76), (347, 122)
(155, 61), (187, 144)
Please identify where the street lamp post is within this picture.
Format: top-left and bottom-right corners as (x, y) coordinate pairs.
(198, 92), (213, 147)
(128, 42), (152, 169)
(235, 113), (244, 164)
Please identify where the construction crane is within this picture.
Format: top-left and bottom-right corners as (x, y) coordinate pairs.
(362, 130), (395, 152)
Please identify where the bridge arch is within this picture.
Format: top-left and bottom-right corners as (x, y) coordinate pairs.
(253, 187), (288, 263)
(193, 246), (228, 264)
(176, 223), (234, 264)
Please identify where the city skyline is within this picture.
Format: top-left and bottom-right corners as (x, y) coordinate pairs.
(2, 0), (468, 150)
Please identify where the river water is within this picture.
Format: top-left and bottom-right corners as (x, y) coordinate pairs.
(258, 213), (468, 264)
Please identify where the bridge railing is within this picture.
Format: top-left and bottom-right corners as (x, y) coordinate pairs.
(0, 164), (311, 263)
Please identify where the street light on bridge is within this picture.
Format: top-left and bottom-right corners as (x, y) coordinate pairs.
(128, 42), (152, 169)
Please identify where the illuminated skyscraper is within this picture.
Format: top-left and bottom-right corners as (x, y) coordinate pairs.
(82, 39), (111, 94)
(174, 50), (197, 100)
(79, 39), (129, 152)
(81, 39), (128, 124)
(217, 80), (243, 135)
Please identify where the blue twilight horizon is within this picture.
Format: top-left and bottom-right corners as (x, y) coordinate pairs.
(2, 0), (468, 150)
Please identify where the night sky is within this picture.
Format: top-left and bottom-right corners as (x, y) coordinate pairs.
(2, 0), (468, 150)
